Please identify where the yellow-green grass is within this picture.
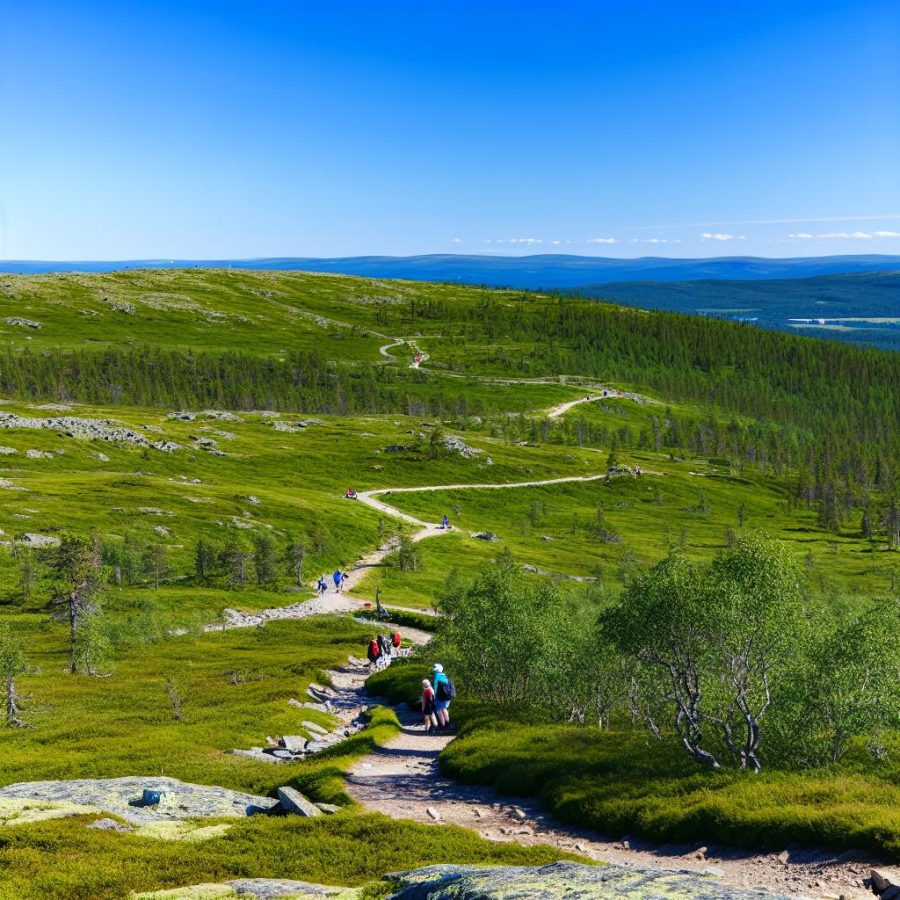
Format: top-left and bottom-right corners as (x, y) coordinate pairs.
(0, 811), (577, 900)
(0, 614), (383, 792)
(354, 465), (895, 609)
(439, 719), (900, 861)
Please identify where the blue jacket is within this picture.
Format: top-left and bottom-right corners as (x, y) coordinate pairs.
(433, 671), (449, 699)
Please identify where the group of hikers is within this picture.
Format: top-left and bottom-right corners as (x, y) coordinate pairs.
(316, 569), (348, 595)
(365, 634), (456, 734)
(367, 630), (403, 668)
(421, 663), (455, 733)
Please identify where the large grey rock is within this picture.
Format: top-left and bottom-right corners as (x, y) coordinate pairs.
(472, 532), (500, 542)
(302, 720), (329, 736)
(276, 786), (322, 817)
(385, 862), (790, 900)
(0, 776), (278, 824)
(444, 435), (482, 458)
(281, 735), (308, 753)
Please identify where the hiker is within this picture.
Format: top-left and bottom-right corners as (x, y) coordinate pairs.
(345, 487), (357, 500)
(316, 574), (327, 596)
(333, 569), (343, 593)
(440, 514), (450, 530)
(367, 636), (381, 668)
(391, 630), (402, 652)
(421, 679), (438, 732)
(340, 571), (349, 592)
(432, 663), (455, 730)
(635, 465), (642, 478)
(377, 632), (392, 659)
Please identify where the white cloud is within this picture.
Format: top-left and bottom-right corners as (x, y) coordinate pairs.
(451, 237), (462, 244)
(587, 237), (617, 244)
(701, 232), (746, 241)
(644, 213), (900, 230)
(489, 237), (543, 245)
(787, 230), (900, 240)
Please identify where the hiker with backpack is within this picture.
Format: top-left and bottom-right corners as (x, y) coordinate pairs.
(431, 663), (455, 730)
(367, 636), (381, 669)
(333, 569), (343, 593)
(421, 678), (438, 732)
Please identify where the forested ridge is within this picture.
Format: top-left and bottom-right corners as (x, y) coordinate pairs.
(1, 273), (897, 509)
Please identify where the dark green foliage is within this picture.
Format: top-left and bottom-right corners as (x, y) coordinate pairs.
(45, 533), (108, 674)
(439, 720), (900, 860)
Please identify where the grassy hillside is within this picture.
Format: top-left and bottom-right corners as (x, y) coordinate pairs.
(0, 267), (897, 895)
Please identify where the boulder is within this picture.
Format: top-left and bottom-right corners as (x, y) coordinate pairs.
(385, 862), (788, 900)
(444, 435), (482, 458)
(301, 721), (329, 736)
(281, 735), (308, 753)
(276, 786), (322, 817)
(473, 532), (500, 542)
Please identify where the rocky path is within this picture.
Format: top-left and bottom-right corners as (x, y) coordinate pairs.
(345, 708), (880, 900)
(220, 472), (628, 629)
(545, 387), (651, 419)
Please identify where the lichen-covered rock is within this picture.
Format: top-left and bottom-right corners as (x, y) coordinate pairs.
(276, 786), (322, 817)
(385, 862), (789, 900)
(0, 410), (177, 449)
(0, 797), (99, 826)
(443, 435), (481, 458)
(0, 776), (278, 824)
(132, 880), (357, 900)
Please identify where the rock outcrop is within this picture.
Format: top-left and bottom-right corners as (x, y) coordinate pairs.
(0, 776), (278, 824)
(0, 411), (179, 450)
(386, 862), (789, 900)
(130, 862), (792, 900)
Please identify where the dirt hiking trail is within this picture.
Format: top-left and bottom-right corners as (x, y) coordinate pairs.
(346, 701), (881, 900)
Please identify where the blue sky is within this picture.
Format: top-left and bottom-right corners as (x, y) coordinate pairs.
(1, 0), (898, 259)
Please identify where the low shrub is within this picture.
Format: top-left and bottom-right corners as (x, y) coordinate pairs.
(439, 721), (900, 859)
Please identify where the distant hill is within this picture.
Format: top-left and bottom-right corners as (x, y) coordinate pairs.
(3, 253), (900, 287)
(580, 271), (900, 351)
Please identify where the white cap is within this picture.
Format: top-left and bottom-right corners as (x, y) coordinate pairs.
(433, 663), (443, 673)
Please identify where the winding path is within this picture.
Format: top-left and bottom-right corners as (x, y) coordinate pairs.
(219, 472), (617, 629)
(345, 709), (875, 899)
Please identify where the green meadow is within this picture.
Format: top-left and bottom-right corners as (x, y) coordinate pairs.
(0, 268), (897, 895)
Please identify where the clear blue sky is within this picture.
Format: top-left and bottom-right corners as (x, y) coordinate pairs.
(1, 0), (898, 259)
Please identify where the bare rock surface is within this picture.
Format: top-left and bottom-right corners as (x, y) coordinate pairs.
(0, 410), (178, 450)
(0, 776), (278, 824)
(386, 862), (788, 900)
